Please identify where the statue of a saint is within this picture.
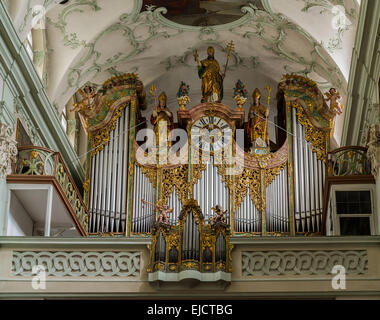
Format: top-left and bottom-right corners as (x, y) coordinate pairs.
(194, 47), (224, 103)
(247, 88), (270, 148)
(150, 92), (174, 147)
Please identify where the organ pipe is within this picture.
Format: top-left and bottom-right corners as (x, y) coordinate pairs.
(89, 106), (129, 233)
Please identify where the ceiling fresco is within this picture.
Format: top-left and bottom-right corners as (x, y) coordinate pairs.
(6, 0), (360, 144)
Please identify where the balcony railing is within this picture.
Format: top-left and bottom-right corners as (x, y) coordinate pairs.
(10, 146), (89, 235)
(327, 146), (372, 177)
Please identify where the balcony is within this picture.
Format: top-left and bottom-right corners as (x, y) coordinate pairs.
(5, 146), (88, 237)
(0, 236), (378, 298)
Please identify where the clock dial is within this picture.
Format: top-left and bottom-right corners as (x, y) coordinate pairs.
(191, 116), (232, 151)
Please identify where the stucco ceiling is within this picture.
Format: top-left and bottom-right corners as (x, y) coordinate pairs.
(7, 0), (360, 144)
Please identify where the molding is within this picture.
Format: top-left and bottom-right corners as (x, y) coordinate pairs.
(0, 236), (152, 248)
(1, 235), (379, 248)
(231, 235), (380, 245)
(0, 2), (84, 184)
(242, 250), (368, 276)
(149, 270), (231, 283)
(12, 251), (140, 277)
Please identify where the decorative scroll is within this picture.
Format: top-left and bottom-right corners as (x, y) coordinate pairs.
(242, 250), (368, 276)
(161, 165), (189, 205)
(12, 251), (140, 277)
(295, 103), (328, 161)
(264, 162), (287, 187)
(278, 74), (332, 162)
(137, 162), (158, 189)
(91, 102), (129, 156)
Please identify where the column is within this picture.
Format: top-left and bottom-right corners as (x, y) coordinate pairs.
(0, 122), (17, 235)
(367, 123), (380, 235)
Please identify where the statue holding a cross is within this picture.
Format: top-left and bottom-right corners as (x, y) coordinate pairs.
(193, 41), (235, 104)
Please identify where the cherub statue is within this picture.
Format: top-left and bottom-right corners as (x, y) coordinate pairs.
(211, 205), (227, 225)
(142, 200), (173, 225)
(156, 204), (173, 224)
(70, 86), (98, 119)
(324, 88), (343, 115)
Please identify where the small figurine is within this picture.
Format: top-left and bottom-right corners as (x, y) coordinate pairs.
(211, 205), (227, 225)
(177, 81), (191, 111)
(177, 81), (190, 97)
(233, 79), (248, 98)
(324, 88), (343, 115)
(233, 79), (248, 110)
(142, 200), (173, 225)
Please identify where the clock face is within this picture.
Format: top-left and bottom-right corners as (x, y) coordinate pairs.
(191, 116), (232, 152)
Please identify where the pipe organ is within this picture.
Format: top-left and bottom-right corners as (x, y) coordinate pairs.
(292, 108), (325, 234)
(132, 165), (157, 233)
(79, 73), (339, 280)
(88, 106), (129, 234)
(193, 157), (230, 225)
(82, 74), (336, 244)
(265, 166), (289, 234)
(235, 194), (261, 233)
(147, 199), (232, 281)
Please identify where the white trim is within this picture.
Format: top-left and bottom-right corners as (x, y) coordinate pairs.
(44, 185), (53, 236)
(330, 184), (378, 236)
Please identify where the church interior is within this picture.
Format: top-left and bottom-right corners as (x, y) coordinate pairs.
(0, 0), (380, 299)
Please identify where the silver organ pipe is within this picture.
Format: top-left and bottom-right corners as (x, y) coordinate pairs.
(132, 166), (156, 233)
(265, 167), (289, 233)
(89, 156), (96, 232)
(167, 187), (182, 225)
(182, 212), (200, 261)
(193, 156), (230, 225)
(89, 106), (129, 233)
(234, 194), (261, 233)
(292, 108), (324, 234)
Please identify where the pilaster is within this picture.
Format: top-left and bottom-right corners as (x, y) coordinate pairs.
(0, 122), (17, 235)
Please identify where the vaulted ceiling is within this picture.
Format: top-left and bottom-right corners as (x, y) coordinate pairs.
(7, 0), (360, 144)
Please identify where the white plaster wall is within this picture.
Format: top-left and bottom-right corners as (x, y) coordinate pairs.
(7, 192), (34, 236)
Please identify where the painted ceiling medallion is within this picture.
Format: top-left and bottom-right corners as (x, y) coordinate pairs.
(142, 0), (264, 26)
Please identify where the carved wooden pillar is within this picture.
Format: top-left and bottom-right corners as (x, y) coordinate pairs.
(0, 122), (17, 235)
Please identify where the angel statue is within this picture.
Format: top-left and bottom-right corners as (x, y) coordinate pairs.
(211, 205), (227, 225)
(70, 85), (98, 119)
(142, 200), (173, 225)
(324, 88), (344, 115)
